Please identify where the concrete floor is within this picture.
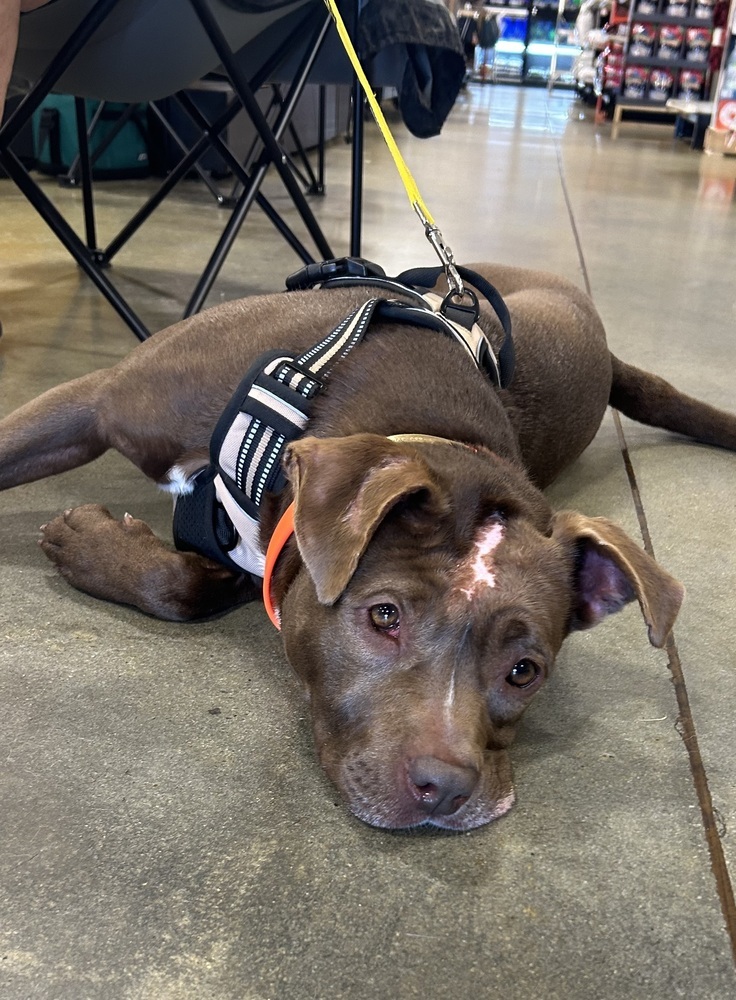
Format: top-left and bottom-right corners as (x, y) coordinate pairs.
(1, 83), (735, 998)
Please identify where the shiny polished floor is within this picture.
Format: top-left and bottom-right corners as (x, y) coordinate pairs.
(1, 83), (735, 999)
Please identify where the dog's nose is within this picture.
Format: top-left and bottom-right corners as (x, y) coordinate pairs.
(407, 756), (479, 816)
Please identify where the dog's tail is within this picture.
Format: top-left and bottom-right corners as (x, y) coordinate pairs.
(0, 371), (107, 492)
(609, 355), (736, 451)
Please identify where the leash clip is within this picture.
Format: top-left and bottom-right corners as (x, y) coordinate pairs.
(415, 204), (464, 299)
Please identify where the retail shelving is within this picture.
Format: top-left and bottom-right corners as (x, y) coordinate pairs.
(615, 0), (716, 119)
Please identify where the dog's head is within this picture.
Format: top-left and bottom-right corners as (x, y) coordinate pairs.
(273, 434), (683, 831)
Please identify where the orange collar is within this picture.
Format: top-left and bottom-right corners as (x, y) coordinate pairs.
(262, 501), (295, 630)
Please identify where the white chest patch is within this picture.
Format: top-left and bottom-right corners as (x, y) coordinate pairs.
(160, 464), (196, 496)
(457, 521), (505, 601)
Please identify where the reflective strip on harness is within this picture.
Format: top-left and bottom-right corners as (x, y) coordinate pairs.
(212, 472), (264, 576)
(173, 298), (386, 575)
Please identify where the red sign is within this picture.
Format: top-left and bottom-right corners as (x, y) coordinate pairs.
(715, 99), (736, 132)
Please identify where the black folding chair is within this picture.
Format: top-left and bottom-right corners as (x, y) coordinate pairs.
(1, 0), (464, 340)
(0, 0), (355, 340)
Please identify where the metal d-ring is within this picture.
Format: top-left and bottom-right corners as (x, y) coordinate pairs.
(440, 286), (479, 326)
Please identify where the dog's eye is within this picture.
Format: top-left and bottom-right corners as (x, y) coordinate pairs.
(506, 659), (540, 688)
(369, 603), (400, 632)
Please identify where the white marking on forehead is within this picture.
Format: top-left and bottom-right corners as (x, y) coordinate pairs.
(458, 521), (505, 601)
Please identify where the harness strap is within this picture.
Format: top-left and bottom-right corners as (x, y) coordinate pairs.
(316, 274), (428, 307)
(397, 264), (516, 389)
(314, 281), (504, 387)
(290, 258), (514, 390)
(174, 259), (516, 583)
(174, 297), (386, 574)
(381, 298), (501, 387)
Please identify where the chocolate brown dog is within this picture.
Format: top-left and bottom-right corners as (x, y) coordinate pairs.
(2, 263), (734, 831)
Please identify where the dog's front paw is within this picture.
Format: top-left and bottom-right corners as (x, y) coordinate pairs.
(38, 504), (253, 620)
(39, 504), (155, 604)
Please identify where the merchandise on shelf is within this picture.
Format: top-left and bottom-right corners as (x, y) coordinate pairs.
(503, 15), (528, 44)
(693, 0), (716, 19)
(530, 18), (557, 43)
(716, 35), (736, 100)
(678, 66), (705, 96)
(658, 24), (684, 58)
(630, 22), (657, 56)
(685, 26), (712, 61)
(623, 64), (650, 96)
(649, 66), (676, 98)
(603, 63), (624, 88)
(461, 1), (585, 87)
(713, 13), (736, 132)
(596, 39), (626, 94)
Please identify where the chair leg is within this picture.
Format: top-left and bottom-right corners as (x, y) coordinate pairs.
(73, 96), (98, 252)
(183, 4), (337, 315)
(0, 147), (150, 340)
(316, 83), (326, 196)
(104, 5), (334, 282)
(0, 0), (152, 338)
(0, 0), (121, 149)
(349, 84), (364, 258)
(147, 99), (226, 203)
(187, 0), (334, 261)
(174, 90), (315, 271)
(64, 101), (140, 187)
(349, 0), (365, 257)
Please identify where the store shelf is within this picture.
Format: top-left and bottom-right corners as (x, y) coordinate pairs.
(617, 0), (715, 107)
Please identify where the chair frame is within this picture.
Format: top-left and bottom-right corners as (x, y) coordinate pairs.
(0, 0), (367, 340)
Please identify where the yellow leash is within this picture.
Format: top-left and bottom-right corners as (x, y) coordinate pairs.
(322, 0), (464, 297)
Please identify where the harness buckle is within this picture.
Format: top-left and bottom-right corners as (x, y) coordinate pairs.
(285, 257), (386, 291)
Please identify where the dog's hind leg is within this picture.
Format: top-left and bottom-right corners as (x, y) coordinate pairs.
(0, 371), (108, 491)
(609, 355), (736, 451)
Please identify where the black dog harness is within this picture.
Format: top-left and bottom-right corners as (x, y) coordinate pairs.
(172, 258), (515, 578)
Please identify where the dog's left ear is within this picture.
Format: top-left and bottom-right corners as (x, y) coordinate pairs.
(284, 434), (446, 604)
(551, 511), (685, 648)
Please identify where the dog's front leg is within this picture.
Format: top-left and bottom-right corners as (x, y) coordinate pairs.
(39, 504), (257, 621)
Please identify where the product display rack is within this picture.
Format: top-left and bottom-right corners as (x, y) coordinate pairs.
(459, 1), (583, 85)
(525, 2), (582, 84)
(592, 0), (631, 119)
(705, 0), (736, 151)
(616, 0), (715, 115)
(484, 3), (528, 81)
(547, 0), (586, 86)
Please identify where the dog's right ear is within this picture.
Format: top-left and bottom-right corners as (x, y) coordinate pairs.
(551, 511), (685, 648)
(283, 434), (445, 604)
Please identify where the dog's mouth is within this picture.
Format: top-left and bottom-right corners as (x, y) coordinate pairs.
(334, 748), (516, 832)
